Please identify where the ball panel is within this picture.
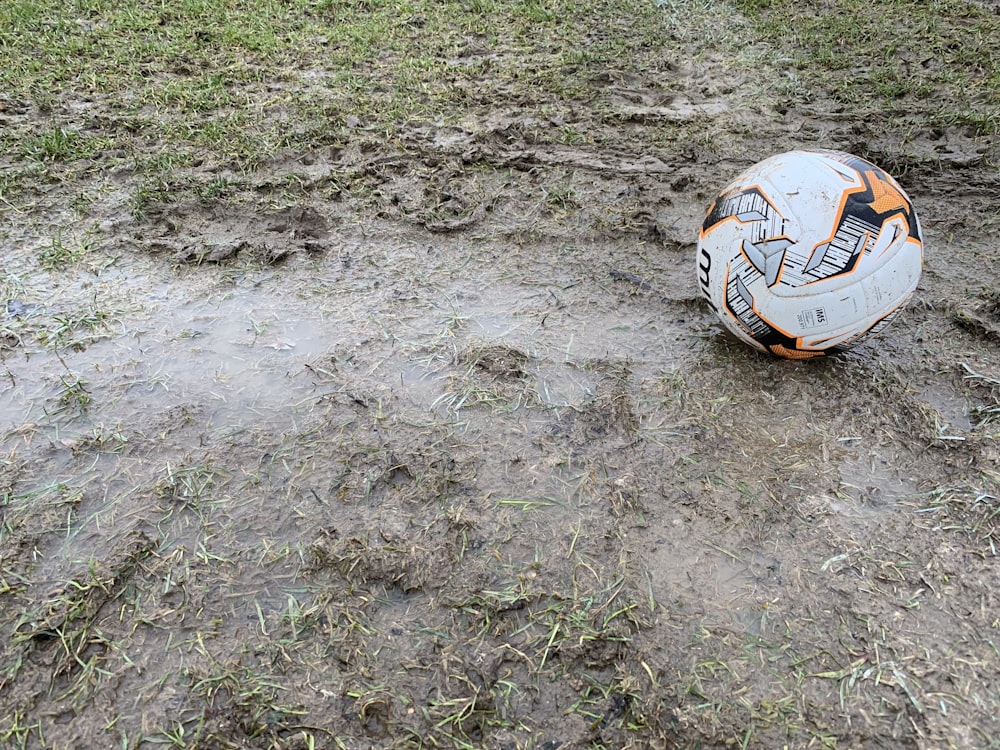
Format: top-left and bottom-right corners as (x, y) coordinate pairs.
(792, 155), (921, 291)
(701, 185), (786, 240)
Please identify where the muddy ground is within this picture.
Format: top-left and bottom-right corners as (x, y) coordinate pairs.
(2, 1), (1000, 748)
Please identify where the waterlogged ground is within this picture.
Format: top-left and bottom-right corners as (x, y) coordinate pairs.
(2, 1), (1000, 748)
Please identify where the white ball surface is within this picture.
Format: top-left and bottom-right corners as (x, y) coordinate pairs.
(696, 150), (923, 359)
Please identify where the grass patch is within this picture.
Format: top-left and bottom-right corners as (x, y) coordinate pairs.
(0, 0), (686, 175)
(735, 0), (1000, 133)
(20, 127), (111, 163)
(38, 231), (86, 270)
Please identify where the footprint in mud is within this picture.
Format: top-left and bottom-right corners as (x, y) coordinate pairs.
(458, 343), (532, 381)
(954, 290), (1000, 343)
(141, 202), (332, 265)
(5, 300), (42, 318)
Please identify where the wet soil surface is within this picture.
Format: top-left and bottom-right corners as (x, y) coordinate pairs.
(2, 6), (1000, 750)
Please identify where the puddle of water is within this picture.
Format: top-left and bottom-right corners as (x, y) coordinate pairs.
(914, 381), (972, 434)
(2, 247), (927, 609)
(133, 294), (334, 424)
(651, 542), (755, 599)
(835, 449), (922, 512)
(536, 362), (599, 407)
(1, 297), (330, 433)
(647, 528), (770, 634)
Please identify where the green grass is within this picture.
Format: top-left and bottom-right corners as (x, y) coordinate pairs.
(20, 127), (111, 163)
(38, 231), (85, 270)
(0, 0), (683, 177)
(735, 0), (1000, 133)
(2, 0), (994, 187)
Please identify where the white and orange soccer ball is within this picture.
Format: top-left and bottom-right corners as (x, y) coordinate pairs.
(696, 150), (923, 359)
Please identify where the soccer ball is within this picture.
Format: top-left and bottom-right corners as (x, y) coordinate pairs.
(696, 149), (923, 359)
